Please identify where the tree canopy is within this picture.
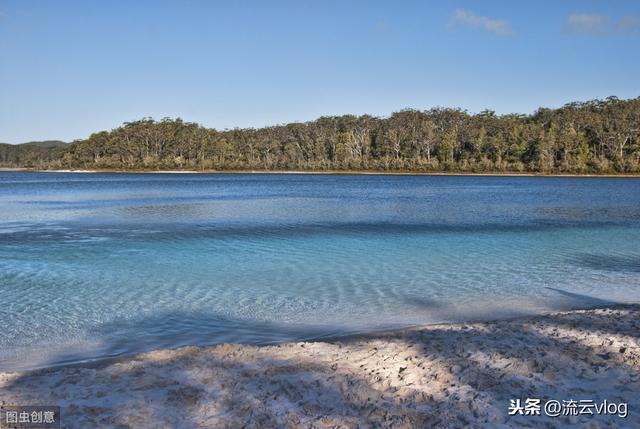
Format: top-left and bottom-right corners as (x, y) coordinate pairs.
(2, 97), (639, 173)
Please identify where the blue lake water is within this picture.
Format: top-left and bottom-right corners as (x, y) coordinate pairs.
(1, 172), (639, 371)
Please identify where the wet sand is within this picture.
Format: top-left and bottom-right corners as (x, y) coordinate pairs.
(1, 305), (638, 428)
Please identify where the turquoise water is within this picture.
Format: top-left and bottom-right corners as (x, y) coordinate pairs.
(1, 172), (639, 371)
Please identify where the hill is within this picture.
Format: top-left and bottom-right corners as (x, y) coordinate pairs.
(0, 141), (68, 167)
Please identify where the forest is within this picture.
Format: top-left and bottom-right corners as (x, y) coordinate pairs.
(2, 96), (639, 173)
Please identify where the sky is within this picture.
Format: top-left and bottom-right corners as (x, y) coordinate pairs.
(1, 0), (639, 143)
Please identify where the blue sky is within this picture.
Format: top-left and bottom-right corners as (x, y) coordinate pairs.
(1, 0), (639, 143)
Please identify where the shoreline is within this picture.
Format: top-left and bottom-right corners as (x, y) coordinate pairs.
(2, 304), (638, 428)
(3, 301), (636, 375)
(2, 167), (640, 177)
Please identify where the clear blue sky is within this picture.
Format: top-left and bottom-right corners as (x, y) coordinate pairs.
(1, 0), (639, 143)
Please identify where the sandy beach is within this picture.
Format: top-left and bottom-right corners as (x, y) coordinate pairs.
(8, 167), (640, 177)
(1, 305), (637, 428)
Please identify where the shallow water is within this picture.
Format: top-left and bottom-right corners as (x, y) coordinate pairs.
(1, 172), (639, 371)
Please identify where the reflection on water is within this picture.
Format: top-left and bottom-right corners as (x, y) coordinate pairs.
(0, 172), (639, 371)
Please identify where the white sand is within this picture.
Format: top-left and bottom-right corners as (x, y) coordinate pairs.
(1, 305), (638, 428)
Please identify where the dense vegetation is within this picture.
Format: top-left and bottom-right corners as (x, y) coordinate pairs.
(2, 97), (639, 173)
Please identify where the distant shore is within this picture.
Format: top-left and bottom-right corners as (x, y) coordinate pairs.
(2, 304), (638, 428)
(2, 167), (640, 177)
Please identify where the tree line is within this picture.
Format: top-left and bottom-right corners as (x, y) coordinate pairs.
(2, 96), (639, 173)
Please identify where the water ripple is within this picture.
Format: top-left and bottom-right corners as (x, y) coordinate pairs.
(0, 173), (639, 371)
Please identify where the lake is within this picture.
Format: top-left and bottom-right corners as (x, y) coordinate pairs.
(1, 172), (639, 371)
